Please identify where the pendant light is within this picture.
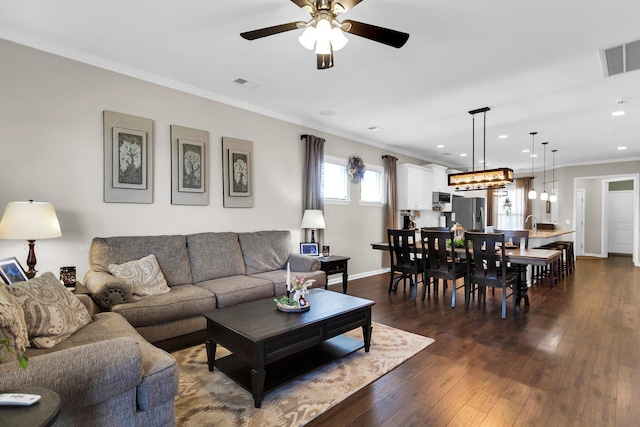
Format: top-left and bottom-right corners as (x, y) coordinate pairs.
(447, 107), (514, 191)
(528, 132), (538, 199)
(540, 142), (549, 201)
(549, 149), (558, 203)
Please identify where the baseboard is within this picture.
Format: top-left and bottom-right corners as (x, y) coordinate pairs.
(326, 268), (390, 286)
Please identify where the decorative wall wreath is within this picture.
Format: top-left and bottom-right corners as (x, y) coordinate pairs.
(348, 155), (366, 184)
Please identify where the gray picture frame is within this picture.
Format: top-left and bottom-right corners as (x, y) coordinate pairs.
(171, 125), (209, 205)
(222, 137), (253, 208)
(103, 111), (153, 203)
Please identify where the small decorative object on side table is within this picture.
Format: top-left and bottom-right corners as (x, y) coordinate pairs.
(318, 255), (350, 294)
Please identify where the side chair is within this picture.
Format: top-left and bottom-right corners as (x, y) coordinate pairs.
(420, 229), (467, 307)
(387, 228), (423, 298)
(464, 232), (519, 319)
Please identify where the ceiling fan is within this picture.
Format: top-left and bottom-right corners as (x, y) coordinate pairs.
(240, 0), (410, 69)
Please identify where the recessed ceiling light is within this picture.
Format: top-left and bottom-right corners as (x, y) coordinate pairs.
(618, 146), (627, 150)
(437, 144), (445, 148)
(368, 126), (383, 131)
(612, 110), (625, 116)
(498, 135), (508, 139)
(478, 160), (484, 163)
(522, 149), (530, 153)
(460, 153), (467, 157)
(530, 154), (538, 158)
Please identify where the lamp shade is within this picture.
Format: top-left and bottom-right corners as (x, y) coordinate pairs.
(300, 209), (325, 229)
(0, 201), (62, 240)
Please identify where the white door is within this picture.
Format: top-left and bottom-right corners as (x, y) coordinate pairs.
(608, 190), (633, 254)
(576, 189), (585, 255)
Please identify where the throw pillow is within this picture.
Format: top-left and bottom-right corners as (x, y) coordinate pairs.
(8, 272), (92, 349)
(108, 254), (171, 297)
(0, 285), (29, 363)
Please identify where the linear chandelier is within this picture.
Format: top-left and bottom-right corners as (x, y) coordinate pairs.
(448, 107), (514, 191)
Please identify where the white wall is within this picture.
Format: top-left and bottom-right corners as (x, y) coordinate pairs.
(0, 39), (423, 280)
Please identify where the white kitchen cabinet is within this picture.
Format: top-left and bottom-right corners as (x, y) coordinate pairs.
(397, 164), (433, 210)
(424, 163), (450, 193)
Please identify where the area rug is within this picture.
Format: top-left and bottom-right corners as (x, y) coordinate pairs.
(173, 322), (434, 426)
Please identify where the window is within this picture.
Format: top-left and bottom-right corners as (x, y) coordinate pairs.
(360, 166), (384, 204)
(323, 156), (349, 202)
(496, 183), (524, 229)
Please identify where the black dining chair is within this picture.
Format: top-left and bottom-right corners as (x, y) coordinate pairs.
(492, 229), (530, 293)
(420, 229), (467, 307)
(387, 228), (423, 297)
(464, 232), (519, 319)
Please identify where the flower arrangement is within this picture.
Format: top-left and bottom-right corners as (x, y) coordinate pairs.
(347, 155), (366, 184)
(274, 274), (315, 310)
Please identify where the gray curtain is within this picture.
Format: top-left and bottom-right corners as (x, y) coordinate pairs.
(486, 189), (496, 226)
(382, 155), (398, 267)
(302, 134), (325, 245)
(518, 177), (533, 229)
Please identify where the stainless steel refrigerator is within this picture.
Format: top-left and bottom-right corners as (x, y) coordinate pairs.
(444, 197), (486, 230)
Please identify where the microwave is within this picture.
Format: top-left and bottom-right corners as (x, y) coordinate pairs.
(432, 192), (452, 204)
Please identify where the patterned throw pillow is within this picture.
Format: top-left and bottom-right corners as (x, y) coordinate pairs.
(108, 254), (171, 297)
(0, 285), (29, 362)
(8, 272), (92, 349)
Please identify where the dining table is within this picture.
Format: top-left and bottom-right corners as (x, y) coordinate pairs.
(371, 240), (562, 316)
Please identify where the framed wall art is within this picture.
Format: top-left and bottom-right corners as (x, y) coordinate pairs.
(171, 125), (209, 205)
(222, 137), (253, 208)
(0, 257), (28, 284)
(103, 111), (153, 203)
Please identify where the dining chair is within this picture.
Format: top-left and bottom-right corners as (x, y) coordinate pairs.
(387, 228), (423, 297)
(464, 232), (519, 319)
(493, 229), (529, 290)
(420, 229), (467, 307)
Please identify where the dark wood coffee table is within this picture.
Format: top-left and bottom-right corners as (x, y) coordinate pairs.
(203, 288), (375, 408)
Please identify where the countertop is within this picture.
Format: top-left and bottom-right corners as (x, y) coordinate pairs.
(528, 230), (575, 239)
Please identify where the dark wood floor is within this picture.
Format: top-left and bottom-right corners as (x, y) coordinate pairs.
(310, 256), (640, 426)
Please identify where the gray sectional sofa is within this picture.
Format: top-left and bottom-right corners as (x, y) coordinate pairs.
(0, 295), (178, 427)
(84, 230), (326, 350)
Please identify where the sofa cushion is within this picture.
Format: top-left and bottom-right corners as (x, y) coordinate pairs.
(0, 286), (29, 362)
(89, 235), (192, 286)
(9, 272), (91, 349)
(186, 232), (245, 282)
(196, 276), (274, 308)
(108, 254), (171, 298)
(111, 284), (215, 327)
(238, 230), (292, 275)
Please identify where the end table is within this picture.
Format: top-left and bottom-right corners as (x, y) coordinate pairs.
(0, 387), (61, 427)
(318, 255), (350, 294)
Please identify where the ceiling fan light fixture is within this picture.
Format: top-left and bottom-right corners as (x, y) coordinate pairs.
(330, 27), (348, 51)
(298, 26), (317, 50)
(315, 38), (331, 54)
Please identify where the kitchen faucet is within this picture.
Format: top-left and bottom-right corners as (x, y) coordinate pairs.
(526, 215), (537, 234)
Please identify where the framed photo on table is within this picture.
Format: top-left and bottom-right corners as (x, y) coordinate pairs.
(0, 257), (28, 284)
(300, 242), (319, 256)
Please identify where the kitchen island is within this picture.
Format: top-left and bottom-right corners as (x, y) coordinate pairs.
(528, 229), (575, 247)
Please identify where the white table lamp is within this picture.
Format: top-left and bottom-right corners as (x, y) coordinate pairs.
(300, 209), (325, 243)
(0, 200), (62, 279)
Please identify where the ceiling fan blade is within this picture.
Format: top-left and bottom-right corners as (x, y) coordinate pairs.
(291, 0), (314, 9)
(240, 22), (303, 40)
(342, 20), (409, 48)
(332, 0), (364, 13)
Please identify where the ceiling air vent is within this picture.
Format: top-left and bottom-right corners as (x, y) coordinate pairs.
(601, 39), (640, 77)
(232, 77), (260, 89)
